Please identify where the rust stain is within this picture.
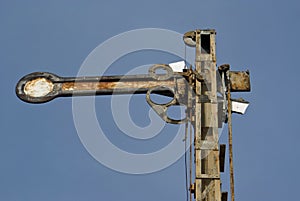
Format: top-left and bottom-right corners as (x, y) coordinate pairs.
(61, 80), (177, 91)
(229, 71), (250, 92)
(62, 82), (117, 91)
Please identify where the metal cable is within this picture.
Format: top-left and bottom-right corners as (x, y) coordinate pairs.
(227, 71), (235, 201)
(189, 120), (193, 201)
(184, 45), (187, 69)
(184, 121), (189, 201)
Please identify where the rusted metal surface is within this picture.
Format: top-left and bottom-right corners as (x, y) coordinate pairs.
(16, 72), (61, 103)
(194, 30), (203, 201)
(227, 70), (235, 201)
(16, 64), (203, 104)
(16, 29), (252, 201)
(62, 80), (177, 94)
(229, 71), (250, 92)
(16, 65), (190, 124)
(189, 29), (222, 201)
(16, 72), (183, 103)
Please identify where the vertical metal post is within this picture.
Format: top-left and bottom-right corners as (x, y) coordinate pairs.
(194, 29), (203, 201)
(226, 72), (235, 201)
(194, 30), (221, 201)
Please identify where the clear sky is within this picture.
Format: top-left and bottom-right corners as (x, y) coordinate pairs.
(1, 1), (299, 201)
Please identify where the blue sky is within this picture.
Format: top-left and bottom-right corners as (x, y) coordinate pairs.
(1, 1), (300, 201)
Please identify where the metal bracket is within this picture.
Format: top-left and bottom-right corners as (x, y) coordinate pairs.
(146, 86), (187, 124)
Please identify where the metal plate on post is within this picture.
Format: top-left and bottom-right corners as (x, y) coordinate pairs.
(219, 144), (226, 172)
(229, 71), (251, 92)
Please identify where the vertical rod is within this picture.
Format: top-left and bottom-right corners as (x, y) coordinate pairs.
(227, 74), (235, 201)
(189, 119), (193, 201)
(185, 120), (189, 201)
(188, 75), (193, 201)
(194, 30), (202, 201)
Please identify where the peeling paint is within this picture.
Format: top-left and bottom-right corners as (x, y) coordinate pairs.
(24, 78), (53, 97)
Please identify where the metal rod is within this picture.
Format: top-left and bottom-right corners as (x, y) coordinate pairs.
(189, 121), (193, 201)
(187, 67), (193, 201)
(16, 72), (185, 103)
(194, 30), (202, 201)
(227, 73), (235, 201)
(184, 120), (189, 201)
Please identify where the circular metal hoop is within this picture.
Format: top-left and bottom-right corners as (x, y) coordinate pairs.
(148, 64), (173, 81)
(146, 86), (186, 124)
(146, 86), (176, 106)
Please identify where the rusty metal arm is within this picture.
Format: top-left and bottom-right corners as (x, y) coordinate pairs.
(16, 64), (194, 104)
(16, 64), (201, 124)
(16, 72), (180, 103)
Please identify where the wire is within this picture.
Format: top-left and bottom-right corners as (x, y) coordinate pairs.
(184, 120), (189, 201)
(184, 43), (190, 201)
(189, 117), (193, 201)
(188, 75), (193, 201)
(184, 45), (187, 69)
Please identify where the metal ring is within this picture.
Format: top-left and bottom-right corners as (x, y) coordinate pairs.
(146, 86), (186, 124)
(146, 86), (176, 107)
(148, 64), (173, 81)
(165, 105), (187, 124)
